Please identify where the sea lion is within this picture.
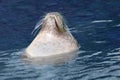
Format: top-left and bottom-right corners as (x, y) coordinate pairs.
(25, 12), (80, 59)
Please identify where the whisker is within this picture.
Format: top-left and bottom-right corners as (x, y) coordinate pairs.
(31, 19), (43, 35)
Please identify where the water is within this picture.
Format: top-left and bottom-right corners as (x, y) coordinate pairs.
(0, 0), (120, 80)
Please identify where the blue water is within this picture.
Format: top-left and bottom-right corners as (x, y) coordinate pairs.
(0, 0), (120, 80)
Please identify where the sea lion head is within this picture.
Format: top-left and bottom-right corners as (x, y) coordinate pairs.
(32, 12), (69, 35)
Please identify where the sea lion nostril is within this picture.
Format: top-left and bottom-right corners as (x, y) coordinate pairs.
(53, 17), (59, 29)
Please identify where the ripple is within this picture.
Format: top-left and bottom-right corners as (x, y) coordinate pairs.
(1, 47), (120, 80)
(115, 24), (120, 27)
(69, 27), (83, 33)
(93, 41), (107, 44)
(91, 20), (113, 23)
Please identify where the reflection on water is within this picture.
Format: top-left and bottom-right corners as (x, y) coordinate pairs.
(0, 0), (120, 80)
(22, 50), (79, 65)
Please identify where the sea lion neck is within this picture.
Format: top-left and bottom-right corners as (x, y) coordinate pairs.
(40, 12), (66, 34)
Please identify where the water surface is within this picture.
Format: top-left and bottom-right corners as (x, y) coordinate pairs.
(0, 0), (120, 80)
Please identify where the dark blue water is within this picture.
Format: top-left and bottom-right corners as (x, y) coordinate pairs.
(0, 0), (120, 80)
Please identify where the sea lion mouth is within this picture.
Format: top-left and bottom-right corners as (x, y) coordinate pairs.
(42, 12), (67, 33)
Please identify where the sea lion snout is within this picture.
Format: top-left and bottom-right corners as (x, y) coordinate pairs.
(45, 12), (61, 18)
(42, 12), (66, 33)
